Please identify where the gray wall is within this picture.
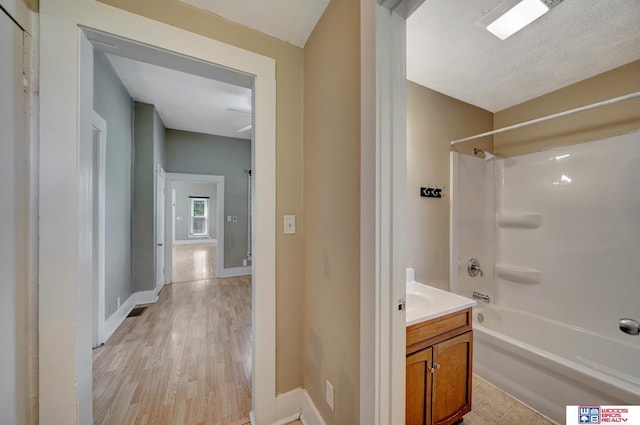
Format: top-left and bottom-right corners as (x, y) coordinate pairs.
(173, 182), (217, 241)
(93, 51), (133, 317)
(132, 102), (166, 292)
(165, 129), (250, 268)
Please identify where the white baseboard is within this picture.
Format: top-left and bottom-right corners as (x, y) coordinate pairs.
(102, 286), (161, 344)
(254, 388), (326, 425)
(299, 390), (328, 425)
(135, 287), (160, 305)
(172, 238), (217, 245)
(103, 294), (137, 344)
(218, 266), (252, 278)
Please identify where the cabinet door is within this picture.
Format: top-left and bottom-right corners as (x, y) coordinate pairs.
(406, 346), (433, 425)
(432, 331), (473, 425)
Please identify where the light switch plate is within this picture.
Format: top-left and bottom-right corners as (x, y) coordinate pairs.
(326, 379), (334, 411)
(283, 215), (296, 235)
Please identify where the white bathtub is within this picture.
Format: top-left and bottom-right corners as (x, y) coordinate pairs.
(473, 304), (640, 423)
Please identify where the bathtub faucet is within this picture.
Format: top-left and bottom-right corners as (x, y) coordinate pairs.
(473, 291), (490, 303)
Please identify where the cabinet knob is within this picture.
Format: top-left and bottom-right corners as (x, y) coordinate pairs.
(429, 367), (435, 374)
(434, 362), (441, 370)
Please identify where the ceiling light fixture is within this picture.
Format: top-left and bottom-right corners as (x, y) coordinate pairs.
(486, 0), (549, 40)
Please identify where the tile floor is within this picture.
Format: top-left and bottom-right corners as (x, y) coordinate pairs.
(277, 375), (555, 425)
(462, 375), (555, 425)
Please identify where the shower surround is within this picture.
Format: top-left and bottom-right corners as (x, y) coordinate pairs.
(450, 131), (640, 422)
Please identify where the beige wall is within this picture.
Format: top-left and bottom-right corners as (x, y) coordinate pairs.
(303, 0), (361, 423)
(406, 81), (493, 290)
(495, 60), (640, 157)
(98, 0), (305, 392)
(23, 0), (36, 12)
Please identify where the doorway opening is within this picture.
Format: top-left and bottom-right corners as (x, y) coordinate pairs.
(85, 29), (258, 424)
(167, 173), (226, 283)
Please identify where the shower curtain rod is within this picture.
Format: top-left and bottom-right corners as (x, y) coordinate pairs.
(450, 91), (640, 146)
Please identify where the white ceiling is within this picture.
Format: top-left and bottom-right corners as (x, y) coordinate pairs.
(407, 0), (640, 112)
(181, 0), (330, 47)
(106, 54), (253, 139)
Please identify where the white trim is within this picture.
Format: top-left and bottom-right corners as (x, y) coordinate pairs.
(134, 288), (160, 305)
(218, 266), (253, 278)
(155, 166), (166, 293)
(0, 0), (31, 32)
(188, 196), (209, 236)
(370, 5), (408, 425)
(39, 5), (277, 423)
(299, 390), (329, 425)
(252, 68), (277, 425)
(172, 238), (217, 245)
(449, 152), (460, 294)
(101, 287), (160, 344)
(261, 388), (327, 425)
(166, 188), (175, 284)
(102, 292), (136, 344)
(92, 111), (107, 348)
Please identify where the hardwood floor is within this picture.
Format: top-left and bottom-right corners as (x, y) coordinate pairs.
(93, 275), (251, 425)
(172, 243), (217, 283)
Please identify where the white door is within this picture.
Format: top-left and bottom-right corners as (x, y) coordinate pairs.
(156, 168), (166, 291)
(0, 10), (25, 424)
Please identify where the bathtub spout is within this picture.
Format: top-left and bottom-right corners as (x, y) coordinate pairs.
(473, 291), (490, 303)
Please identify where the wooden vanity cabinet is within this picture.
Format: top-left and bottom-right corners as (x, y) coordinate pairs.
(406, 308), (473, 425)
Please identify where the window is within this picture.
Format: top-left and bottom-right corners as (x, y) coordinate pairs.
(189, 197), (209, 236)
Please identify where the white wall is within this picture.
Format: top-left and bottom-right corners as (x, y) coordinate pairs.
(173, 181), (217, 241)
(496, 131), (640, 343)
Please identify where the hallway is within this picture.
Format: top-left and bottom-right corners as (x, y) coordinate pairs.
(93, 275), (251, 425)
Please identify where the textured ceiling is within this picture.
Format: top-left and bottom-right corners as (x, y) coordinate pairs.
(106, 54), (252, 139)
(407, 0), (640, 112)
(181, 0), (330, 47)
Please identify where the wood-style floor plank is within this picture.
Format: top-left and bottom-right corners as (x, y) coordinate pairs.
(93, 275), (251, 425)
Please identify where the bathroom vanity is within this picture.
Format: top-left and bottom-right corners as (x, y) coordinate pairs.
(405, 271), (476, 425)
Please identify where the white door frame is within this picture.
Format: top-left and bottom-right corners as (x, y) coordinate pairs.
(360, 2), (418, 424)
(165, 173), (225, 282)
(38, 1), (276, 423)
(156, 166), (166, 293)
(92, 111), (107, 347)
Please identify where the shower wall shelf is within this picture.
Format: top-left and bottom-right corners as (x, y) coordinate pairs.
(495, 264), (542, 284)
(496, 213), (542, 229)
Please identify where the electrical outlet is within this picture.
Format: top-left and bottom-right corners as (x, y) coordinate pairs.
(116, 297), (121, 309)
(326, 379), (335, 411)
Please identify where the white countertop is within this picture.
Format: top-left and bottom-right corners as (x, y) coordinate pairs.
(406, 280), (477, 327)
